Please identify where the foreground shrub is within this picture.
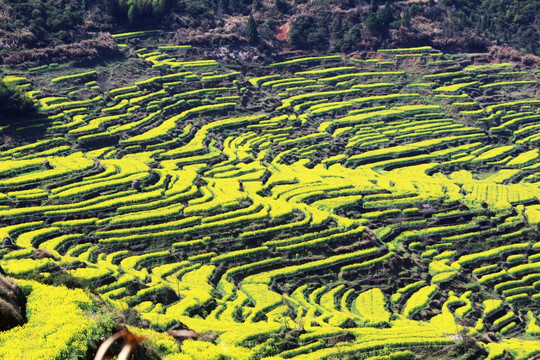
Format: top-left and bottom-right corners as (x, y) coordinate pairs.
(0, 79), (37, 122)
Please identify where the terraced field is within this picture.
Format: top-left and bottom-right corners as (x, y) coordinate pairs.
(1, 42), (540, 359)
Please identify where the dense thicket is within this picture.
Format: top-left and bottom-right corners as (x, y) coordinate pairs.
(441, 0), (540, 54)
(103, 0), (170, 23)
(2, 0), (85, 47)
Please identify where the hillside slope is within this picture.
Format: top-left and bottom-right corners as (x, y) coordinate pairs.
(0, 0), (539, 68)
(0, 41), (540, 358)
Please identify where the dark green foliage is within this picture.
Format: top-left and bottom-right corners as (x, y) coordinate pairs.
(230, 0), (243, 14)
(127, 4), (138, 24)
(402, 7), (411, 28)
(274, 0), (289, 13)
(104, 0), (172, 23)
(153, 0), (169, 18)
(184, 0), (213, 17)
(290, 16), (329, 50)
(441, 0), (540, 54)
(0, 80), (37, 123)
(339, 24), (362, 52)
(4, 0), (84, 47)
(370, 0), (378, 13)
(365, 1), (398, 33)
(252, 0), (261, 11)
(219, 0), (230, 12)
(247, 14), (259, 43)
(289, 9), (365, 51)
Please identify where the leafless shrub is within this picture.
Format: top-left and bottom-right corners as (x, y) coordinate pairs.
(3, 32), (120, 68)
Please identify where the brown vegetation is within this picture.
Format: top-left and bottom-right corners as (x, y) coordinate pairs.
(489, 45), (540, 67)
(0, 273), (26, 331)
(3, 33), (120, 69)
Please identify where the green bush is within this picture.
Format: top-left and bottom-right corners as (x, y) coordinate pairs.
(0, 80), (37, 122)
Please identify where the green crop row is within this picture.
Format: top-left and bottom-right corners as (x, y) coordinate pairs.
(111, 30), (164, 39)
(392, 223), (478, 245)
(16, 227), (60, 248)
(28, 64), (50, 72)
(275, 227), (364, 252)
(1, 258), (55, 276)
(158, 45), (191, 50)
(129, 89), (167, 105)
(169, 60), (218, 69)
(210, 246), (268, 264)
(40, 234), (84, 255)
(69, 113), (131, 135)
(280, 84), (397, 110)
(403, 285), (437, 317)
(478, 270), (508, 285)
(101, 99), (129, 113)
(120, 250), (170, 271)
(423, 71), (465, 79)
(493, 311), (516, 328)
(123, 102), (237, 144)
(273, 80), (317, 89)
(263, 227), (346, 247)
(244, 247), (380, 284)
(508, 261), (540, 277)
(108, 110), (161, 135)
(48, 172), (150, 201)
(492, 114), (540, 131)
(0, 158), (44, 177)
(160, 113), (264, 157)
(201, 71), (240, 82)
(39, 96), (103, 112)
(112, 91), (144, 101)
(347, 133), (479, 165)
(288, 338), (451, 359)
(294, 66), (356, 77)
(319, 100), (430, 132)
(0, 153), (94, 188)
(108, 202), (184, 225)
(262, 77), (306, 87)
(433, 81), (478, 92)
(270, 55), (341, 67)
(463, 63), (512, 72)
(98, 215), (201, 238)
(486, 99), (540, 113)
(317, 71), (405, 83)
(51, 71), (96, 84)
(98, 220), (201, 245)
(109, 85), (138, 96)
(341, 251), (394, 272)
(378, 46), (433, 53)
(481, 80), (537, 89)
(238, 206), (312, 239)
